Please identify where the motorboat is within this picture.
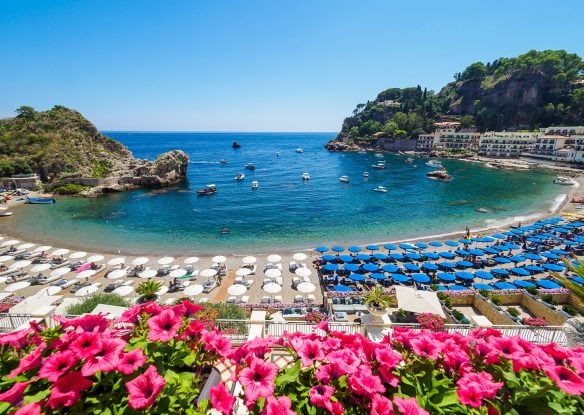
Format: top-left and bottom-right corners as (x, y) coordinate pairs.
(232, 141), (241, 149)
(196, 184), (218, 196)
(426, 169), (452, 182)
(339, 176), (349, 183)
(374, 186), (388, 193)
(425, 160), (442, 168)
(234, 173), (245, 181)
(375, 153), (384, 158)
(251, 181), (259, 190)
(371, 160), (386, 170)
(296, 148), (304, 153)
(244, 163), (256, 170)
(219, 159), (229, 164)
(553, 176), (577, 185)
(405, 158), (414, 163)
(302, 172), (311, 181)
(362, 171), (369, 177)
(26, 195), (55, 204)
(276, 152), (280, 156)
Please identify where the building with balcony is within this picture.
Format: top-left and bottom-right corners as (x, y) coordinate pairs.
(478, 132), (537, 158)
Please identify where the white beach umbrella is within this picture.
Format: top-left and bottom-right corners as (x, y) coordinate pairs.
(184, 256), (200, 264)
(108, 257), (126, 266)
(293, 252), (308, 261)
(132, 257), (149, 266)
(0, 277), (8, 284)
(17, 243), (35, 250)
(169, 269), (187, 279)
(200, 268), (217, 278)
(69, 251), (87, 259)
(184, 284), (204, 296)
(77, 269), (96, 280)
(241, 256), (256, 265)
(1, 239), (20, 247)
(31, 263), (52, 273)
(265, 268), (281, 278)
(107, 269), (127, 280)
(212, 255), (227, 263)
(158, 257), (175, 265)
(228, 284), (247, 296)
(113, 286), (134, 297)
(156, 286), (169, 296)
(34, 286), (62, 296)
(33, 245), (52, 253)
(87, 255), (105, 263)
(51, 248), (70, 257)
(297, 282), (316, 294)
(76, 285), (99, 297)
(10, 260), (31, 269)
(267, 254), (281, 263)
(0, 255), (14, 263)
(50, 267), (71, 277)
(295, 267), (312, 278)
(5, 281), (30, 292)
(139, 269), (157, 279)
(236, 268), (252, 277)
(263, 282), (282, 294)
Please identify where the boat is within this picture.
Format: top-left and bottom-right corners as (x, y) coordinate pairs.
(405, 158), (414, 164)
(296, 148), (304, 153)
(219, 159), (229, 164)
(426, 169), (452, 182)
(362, 171), (369, 177)
(196, 184), (217, 196)
(232, 141), (241, 149)
(276, 152), (280, 157)
(553, 176), (577, 185)
(339, 176), (349, 183)
(26, 196), (55, 204)
(358, 150), (366, 154)
(244, 163), (256, 170)
(371, 160), (386, 170)
(302, 172), (311, 181)
(234, 173), (245, 181)
(0, 211), (13, 217)
(374, 186), (388, 193)
(425, 160), (442, 168)
(251, 181), (259, 190)
(375, 153), (384, 158)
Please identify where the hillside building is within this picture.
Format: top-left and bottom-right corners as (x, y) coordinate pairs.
(478, 132), (537, 158)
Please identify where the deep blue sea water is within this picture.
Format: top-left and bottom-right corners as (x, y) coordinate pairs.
(4, 133), (566, 255)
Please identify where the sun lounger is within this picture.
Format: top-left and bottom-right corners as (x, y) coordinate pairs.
(240, 295), (249, 304)
(305, 294), (316, 303)
(198, 297), (209, 304)
(276, 263), (283, 271)
(261, 296), (271, 304)
(274, 295), (282, 303)
(243, 279), (254, 288)
(275, 276), (283, 286)
(289, 261), (297, 272)
(294, 295), (303, 303)
(226, 296), (236, 303)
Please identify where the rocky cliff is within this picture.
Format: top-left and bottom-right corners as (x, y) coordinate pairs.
(0, 106), (189, 196)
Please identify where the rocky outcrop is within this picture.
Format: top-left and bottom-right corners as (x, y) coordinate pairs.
(324, 140), (362, 152)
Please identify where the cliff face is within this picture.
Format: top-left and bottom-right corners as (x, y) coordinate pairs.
(0, 106), (189, 195)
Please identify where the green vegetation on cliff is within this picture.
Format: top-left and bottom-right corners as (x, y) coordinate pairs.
(336, 50), (584, 144)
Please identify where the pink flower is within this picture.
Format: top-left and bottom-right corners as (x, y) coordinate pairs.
(81, 337), (126, 376)
(410, 335), (441, 360)
(201, 330), (233, 357)
(14, 402), (41, 415)
(309, 385), (335, 412)
(54, 313), (109, 332)
(238, 357), (278, 407)
(70, 331), (103, 359)
(0, 381), (29, 405)
(126, 365), (166, 410)
(210, 383), (236, 415)
(147, 309), (181, 342)
(315, 318), (330, 333)
(348, 368), (385, 396)
(544, 365), (584, 396)
(393, 397), (430, 415)
(457, 372), (503, 408)
(8, 343), (46, 378)
(371, 394), (394, 415)
(327, 348), (361, 375)
(47, 371), (93, 408)
(38, 350), (76, 382)
(173, 299), (203, 317)
(294, 338), (325, 367)
(262, 396), (296, 415)
(118, 348), (147, 375)
(0, 328), (34, 350)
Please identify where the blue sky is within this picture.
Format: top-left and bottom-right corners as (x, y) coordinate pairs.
(1, 0), (583, 132)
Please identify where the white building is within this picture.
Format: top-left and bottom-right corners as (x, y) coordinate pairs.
(416, 133), (436, 152)
(530, 127), (584, 162)
(478, 132), (537, 158)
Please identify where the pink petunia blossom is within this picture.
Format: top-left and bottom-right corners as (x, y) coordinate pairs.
(126, 365), (166, 410)
(348, 368), (385, 396)
(13, 402), (41, 415)
(238, 357), (278, 407)
(140, 301), (162, 317)
(8, 343), (46, 379)
(118, 348), (147, 375)
(262, 396), (296, 415)
(0, 328), (35, 350)
(172, 299), (203, 317)
(201, 329), (232, 357)
(210, 383), (236, 415)
(70, 331), (103, 360)
(456, 372), (503, 408)
(294, 338), (325, 367)
(81, 337), (126, 376)
(147, 309), (182, 342)
(393, 396), (430, 415)
(54, 313), (109, 332)
(315, 363), (343, 384)
(47, 371), (93, 409)
(327, 348), (361, 375)
(371, 393), (394, 415)
(309, 385), (335, 412)
(544, 365), (584, 396)
(0, 381), (29, 405)
(38, 350), (77, 382)
(410, 335), (441, 360)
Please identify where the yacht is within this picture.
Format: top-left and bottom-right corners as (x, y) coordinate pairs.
(302, 172), (311, 181)
(296, 148), (304, 153)
(362, 171), (369, 177)
(553, 176), (577, 185)
(425, 160), (442, 168)
(375, 153), (384, 158)
(339, 176), (349, 183)
(371, 160), (386, 170)
(374, 186), (388, 193)
(251, 181), (259, 190)
(197, 184), (218, 196)
(234, 173), (245, 181)
(244, 163), (256, 170)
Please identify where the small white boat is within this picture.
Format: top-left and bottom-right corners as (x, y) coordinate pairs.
(276, 152), (280, 157)
(339, 176), (349, 183)
(374, 186), (388, 193)
(296, 148), (304, 153)
(553, 176), (577, 185)
(371, 160), (386, 170)
(302, 172), (311, 181)
(251, 181), (259, 190)
(358, 150), (366, 154)
(375, 153), (384, 158)
(362, 171), (369, 177)
(405, 158), (414, 163)
(425, 160), (442, 168)
(234, 173), (245, 181)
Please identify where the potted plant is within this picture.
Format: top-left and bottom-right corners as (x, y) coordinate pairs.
(364, 286), (391, 318)
(135, 280), (163, 303)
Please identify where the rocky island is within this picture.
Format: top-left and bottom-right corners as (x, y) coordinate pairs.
(0, 106), (189, 196)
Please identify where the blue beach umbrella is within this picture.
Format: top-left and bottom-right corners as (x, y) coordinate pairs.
(429, 241), (443, 247)
(542, 263), (564, 272)
(541, 252), (559, 260)
(482, 247), (499, 255)
(506, 243), (520, 250)
(509, 255), (526, 263)
(422, 252), (439, 260)
(390, 253), (405, 261)
(348, 245), (362, 253)
(437, 272), (456, 282)
(537, 279), (561, 289)
(468, 249), (484, 256)
(513, 280), (536, 288)
(449, 285), (467, 291)
(437, 285), (448, 291)
(524, 265), (544, 273)
(439, 252), (456, 259)
(479, 236), (496, 243)
(493, 245), (509, 252)
(370, 273), (386, 281)
(373, 253), (388, 261)
(510, 267), (530, 276)
(550, 249), (568, 255)
(527, 238), (542, 243)
(366, 244), (380, 251)
(384, 244), (397, 251)
(363, 263), (379, 272)
(339, 255), (354, 263)
(456, 260), (473, 268)
(455, 249), (470, 256)
(459, 239), (472, 245)
(491, 268), (509, 276)
(415, 242), (429, 249)
(492, 234), (506, 239)
(344, 263), (359, 272)
(333, 285), (353, 292)
(349, 273), (365, 282)
(524, 253), (543, 261)
(404, 263), (420, 272)
(475, 271), (494, 280)
(321, 254), (336, 262)
(382, 264), (399, 273)
(406, 252), (422, 261)
(571, 276), (584, 285)
(473, 283), (494, 291)
(494, 256), (511, 264)
(332, 246), (345, 252)
(315, 246), (329, 253)
(455, 271), (474, 281)
(357, 253), (371, 261)
(422, 262), (438, 271)
(493, 282), (516, 290)
(323, 263), (338, 272)
(439, 262), (456, 269)
(412, 273), (431, 284)
(391, 274), (411, 283)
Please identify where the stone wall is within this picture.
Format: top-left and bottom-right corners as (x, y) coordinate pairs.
(0, 175), (42, 190)
(380, 138), (418, 152)
(520, 295), (566, 325)
(472, 296), (516, 325)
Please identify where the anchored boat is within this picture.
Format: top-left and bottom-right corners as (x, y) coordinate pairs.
(232, 141), (241, 149)
(251, 181), (259, 190)
(339, 176), (349, 183)
(234, 173), (245, 181)
(197, 184), (218, 196)
(553, 176), (577, 185)
(26, 195), (55, 204)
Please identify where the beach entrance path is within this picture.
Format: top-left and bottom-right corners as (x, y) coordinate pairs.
(211, 267), (236, 303)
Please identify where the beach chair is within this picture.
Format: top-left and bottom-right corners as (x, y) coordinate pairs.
(164, 298), (175, 305)
(274, 295), (282, 303)
(291, 277), (300, 288)
(226, 296), (236, 304)
(234, 276), (243, 284)
(198, 297), (209, 304)
(276, 263), (283, 271)
(263, 278), (271, 287)
(303, 276), (311, 283)
(289, 261), (297, 272)
(305, 294), (316, 303)
(261, 296), (271, 304)
(240, 295), (249, 304)
(243, 279), (254, 288)
(275, 276), (283, 286)
(294, 295), (303, 303)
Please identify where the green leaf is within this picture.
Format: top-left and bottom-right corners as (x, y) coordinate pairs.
(275, 360), (301, 386)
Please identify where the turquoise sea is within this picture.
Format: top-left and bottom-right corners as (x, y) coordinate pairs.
(3, 133), (567, 255)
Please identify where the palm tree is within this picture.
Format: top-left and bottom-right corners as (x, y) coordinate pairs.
(136, 280), (162, 303)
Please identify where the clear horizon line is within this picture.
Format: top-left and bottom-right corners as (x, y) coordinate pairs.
(100, 130), (338, 134)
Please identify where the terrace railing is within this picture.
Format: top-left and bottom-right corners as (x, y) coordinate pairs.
(0, 313), (34, 333)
